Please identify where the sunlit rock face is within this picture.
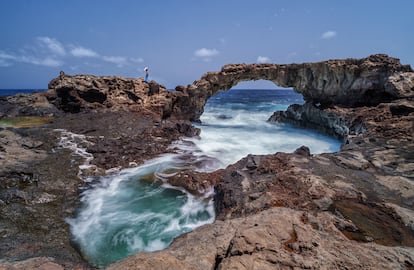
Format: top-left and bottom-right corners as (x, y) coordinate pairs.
(172, 54), (412, 121)
(43, 54), (412, 123)
(46, 73), (175, 116)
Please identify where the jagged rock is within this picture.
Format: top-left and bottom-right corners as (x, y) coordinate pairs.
(172, 54), (412, 121)
(2, 54), (414, 269)
(0, 111), (200, 268)
(45, 73), (173, 117)
(268, 102), (360, 138)
(294, 145), (311, 156)
(109, 56), (414, 269)
(385, 72), (414, 98)
(23, 54), (411, 123)
(0, 92), (59, 117)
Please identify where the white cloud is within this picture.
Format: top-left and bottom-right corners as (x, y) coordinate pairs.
(0, 51), (16, 66)
(37, 36), (66, 56)
(130, 57), (144, 63)
(102, 56), (128, 67)
(0, 51), (16, 60)
(0, 37), (141, 69)
(321, 31), (337, 39)
(37, 57), (63, 67)
(0, 37), (66, 67)
(0, 50), (62, 67)
(70, 46), (99, 58)
(20, 55), (63, 67)
(257, 56), (271, 63)
(194, 48), (219, 62)
(194, 48), (219, 58)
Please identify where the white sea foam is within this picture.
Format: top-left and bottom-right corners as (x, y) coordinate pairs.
(67, 152), (216, 268)
(54, 129), (97, 177)
(189, 102), (340, 168)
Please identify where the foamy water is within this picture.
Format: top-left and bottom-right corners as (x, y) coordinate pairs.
(68, 89), (341, 267)
(189, 89), (340, 168)
(68, 155), (215, 267)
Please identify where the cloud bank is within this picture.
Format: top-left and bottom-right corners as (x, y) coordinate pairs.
(0, 36), (144, 69)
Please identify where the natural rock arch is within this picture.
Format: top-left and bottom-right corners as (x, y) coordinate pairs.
(171, 54), (412, 121)
(43, 54), (413, 123)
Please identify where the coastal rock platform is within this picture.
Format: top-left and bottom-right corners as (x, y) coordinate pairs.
(1, 54), (414, 269)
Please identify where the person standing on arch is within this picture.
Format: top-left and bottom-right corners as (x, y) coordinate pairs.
(144, 67), (149, 82)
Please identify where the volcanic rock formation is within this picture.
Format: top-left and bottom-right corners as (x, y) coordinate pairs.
(108, 55), (414, 269)
(1, 54), (414, 269)
(27, 54), (412, 124)
(172, 54), (412, 121)
(45, 72), (177, 118)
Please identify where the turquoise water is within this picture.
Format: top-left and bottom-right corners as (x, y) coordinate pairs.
(68, 155), (215, 268)
(68, 89), (341, 268)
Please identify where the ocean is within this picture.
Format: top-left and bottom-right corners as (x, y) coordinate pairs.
(0, 89), (44, 96)
(65, 88), (341, 268)
(2, 88), (341, 267)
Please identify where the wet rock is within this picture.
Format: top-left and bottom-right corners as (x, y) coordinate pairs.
(112, 63), (414, 268)
(0, 110), (200, 268)
(268, 102), (351, 138)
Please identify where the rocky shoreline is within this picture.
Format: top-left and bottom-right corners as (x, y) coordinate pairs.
(1, 54), (413, 269)
(0, 112), (198, 269)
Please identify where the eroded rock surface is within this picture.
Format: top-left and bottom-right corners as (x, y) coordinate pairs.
(109, 55), (414, 269)
(1, 54), (414, 269)
(172, 54), (412, 121)
(0, 113), (197, 269)
(108, 207), (414, 270)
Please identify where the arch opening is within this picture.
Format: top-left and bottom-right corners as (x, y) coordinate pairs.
(197, 80), (303, 123)
(228, 79), (289, 91)
(200, 80), (303, 121)
(189, 80), (340, 169)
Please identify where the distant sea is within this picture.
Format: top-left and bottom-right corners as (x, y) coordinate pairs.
(0, 89), (44, 96)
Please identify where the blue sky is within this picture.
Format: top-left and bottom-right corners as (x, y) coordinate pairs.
(1, 0), (413, 89)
